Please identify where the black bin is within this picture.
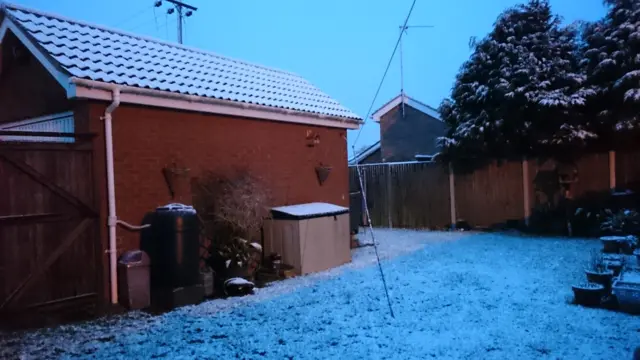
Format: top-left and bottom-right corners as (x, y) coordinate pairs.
(141, 203), (202, 308)
(117, 250), (150, 310)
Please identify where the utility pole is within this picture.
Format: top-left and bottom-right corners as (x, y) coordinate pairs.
(398, 25), (433, 117)
(155, 0), (197, 44)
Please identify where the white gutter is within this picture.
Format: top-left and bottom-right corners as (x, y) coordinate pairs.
(70, 78), (362, 130)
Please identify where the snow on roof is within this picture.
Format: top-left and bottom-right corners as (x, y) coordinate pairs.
(271, 202), (348, 218)
(0, 3), (361, 120)
(371, 93), (441, 122)
(348, 141), (381, 165)
(157, 203), (196, 214)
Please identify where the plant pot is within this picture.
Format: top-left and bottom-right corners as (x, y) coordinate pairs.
(572, 283), (605, 307)
(315, 166), (332, 186)
(601, 236), (624, 254)
(620, 236), (637, 255)
(612, 278), (640, 314)
(585, 269), (614, 291)
(605, 261), (623, 276)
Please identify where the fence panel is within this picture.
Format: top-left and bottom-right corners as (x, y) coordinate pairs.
(617, 150), (640, 192)
(454, 160), (524, 227)
(350, 151), (616, 231)
(389, 162), (450, 229)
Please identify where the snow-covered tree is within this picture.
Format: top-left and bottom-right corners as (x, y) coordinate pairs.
(440, 0), (592, 161)
(580, 0), (640, 138)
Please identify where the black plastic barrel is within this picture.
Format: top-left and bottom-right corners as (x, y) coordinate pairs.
(141, 203), (200, 291)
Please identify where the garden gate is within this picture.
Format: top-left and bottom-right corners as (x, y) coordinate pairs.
(0, 140), (101, 328)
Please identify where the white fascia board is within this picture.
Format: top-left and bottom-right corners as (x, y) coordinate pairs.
(74, 85), (360, 130)
(371, 94), (442, 122)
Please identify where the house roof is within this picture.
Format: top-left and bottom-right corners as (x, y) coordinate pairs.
(0, 3), (361, 125)
(348, 141), (380, 165)
(371, 93), (441, 122)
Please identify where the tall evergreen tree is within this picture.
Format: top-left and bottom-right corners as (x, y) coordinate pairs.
(440, 0), (591, 161)
(581, 0), (640, 139)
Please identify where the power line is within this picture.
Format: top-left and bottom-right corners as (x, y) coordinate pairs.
(126, 14), (160, 33)
(352, 0), (418, 148)
(113, 3), (155, 29)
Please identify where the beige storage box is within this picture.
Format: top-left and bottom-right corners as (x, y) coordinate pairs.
(263, 203), (351, 275)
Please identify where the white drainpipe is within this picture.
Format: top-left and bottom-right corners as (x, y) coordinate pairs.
(102, 88), (151, 305)
(103, 88), (121, 305)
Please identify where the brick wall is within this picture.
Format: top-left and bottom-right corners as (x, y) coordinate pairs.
(379, 103), (445, 162)
(88, 102), (350, 256)
(0, 32), (71, 124)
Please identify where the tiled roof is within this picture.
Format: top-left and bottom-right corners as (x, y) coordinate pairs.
(348, 141), (380, 165)
(372, 93), (441, 122)
(1, 3), (361, 120)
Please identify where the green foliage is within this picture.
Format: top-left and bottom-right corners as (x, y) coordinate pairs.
(580, 0), (640, 139)
(439, 0), (590, 161)
(441, 0), (640, 162)
(600, 209), (640, 234)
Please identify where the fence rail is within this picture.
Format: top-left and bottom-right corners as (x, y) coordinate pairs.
(349, 150), (640, 230)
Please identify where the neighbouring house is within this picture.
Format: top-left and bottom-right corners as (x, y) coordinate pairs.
(0, 3), (361, 326)
(349, 93), (444, 164)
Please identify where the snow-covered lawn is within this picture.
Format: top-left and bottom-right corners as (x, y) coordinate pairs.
(2, 230), (639, 360)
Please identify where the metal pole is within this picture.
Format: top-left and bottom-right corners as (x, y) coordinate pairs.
(177, 5), (183, 44)
(399, 27), (405, 118)
(397, 24), (433, 119)
(164, 0), (197, 44)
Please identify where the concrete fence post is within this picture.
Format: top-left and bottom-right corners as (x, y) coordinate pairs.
(609, 150), (616, 190)
(386, 163), (393, 228)
(522, 157), (531, 227)
(448, 162), (456, 229)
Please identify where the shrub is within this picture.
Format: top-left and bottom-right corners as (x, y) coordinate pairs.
(600, 209), (640, 235)
(193, 170), (271, 282)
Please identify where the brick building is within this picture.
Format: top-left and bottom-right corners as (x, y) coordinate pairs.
(0, 3), (360, 322)
(350, 93), (445, 164)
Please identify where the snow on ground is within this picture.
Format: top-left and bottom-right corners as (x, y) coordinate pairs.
(1, 230), (639, 360)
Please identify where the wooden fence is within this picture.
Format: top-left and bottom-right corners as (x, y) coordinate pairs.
(0, 141), (101, 328)
(350, 150), (640, 230)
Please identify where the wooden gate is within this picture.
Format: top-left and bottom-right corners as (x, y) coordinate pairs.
(0, 141), (101, 328)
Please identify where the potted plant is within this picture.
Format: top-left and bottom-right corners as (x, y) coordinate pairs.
(572, 283), (605, 307)
(600, 209), (639, 253)
(585, 250), (614, 290)
(612, 259), (640, 314)
(620, 235), (638, 255)
(193, 171), (271, 293)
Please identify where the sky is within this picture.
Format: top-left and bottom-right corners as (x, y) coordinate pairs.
(11, 0), (607, 157)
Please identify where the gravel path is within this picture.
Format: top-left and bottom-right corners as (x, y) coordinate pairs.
(1, 230), (638, 359)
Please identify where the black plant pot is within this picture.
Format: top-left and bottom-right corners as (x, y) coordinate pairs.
(585, 270), (614, 292)
(605, 261), (623, 277)
(572, 283), (605, 307)
(601, 236), (623, 254)
(620, 240), (635, 255)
